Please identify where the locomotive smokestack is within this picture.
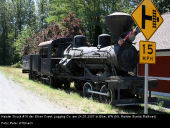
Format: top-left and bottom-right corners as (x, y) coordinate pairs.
(105, 12), (134, 41)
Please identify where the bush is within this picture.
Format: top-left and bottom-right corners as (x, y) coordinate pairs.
(23, 12), (83, 56)
(12, 61), (22, 68)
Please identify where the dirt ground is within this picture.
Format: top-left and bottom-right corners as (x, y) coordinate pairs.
(0, 72), (75, 114)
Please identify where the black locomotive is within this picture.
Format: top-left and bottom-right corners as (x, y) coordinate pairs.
(22, 12), (158, 106)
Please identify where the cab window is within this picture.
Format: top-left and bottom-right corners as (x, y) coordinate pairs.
(40, 47), (48, 58)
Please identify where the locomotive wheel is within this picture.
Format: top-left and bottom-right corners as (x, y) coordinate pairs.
(29, 72), (33, 80)
(56, 80), (62, 88)
(83, 82), (93, 98)
(74, 81), (84, 90)
(49, 77), (54, 87)
(110, 89), (116, 105)
(32, 73), (37, 81)
(63, 81), (70, 89)
(99, 85), (112, 104)
(50, 79), (62, 88)
(40, 76), (46, 84)
(99, 85), (115, 105)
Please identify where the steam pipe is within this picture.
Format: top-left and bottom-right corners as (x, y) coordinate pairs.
(118, 27), (140, 46)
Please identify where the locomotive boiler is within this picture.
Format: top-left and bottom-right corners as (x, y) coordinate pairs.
(22, 12), (158, 106)
(60, 34), (138, 77)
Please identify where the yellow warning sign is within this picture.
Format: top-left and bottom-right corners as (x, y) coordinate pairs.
(131, 0), (163, 40)
(139, 41), (156, 64)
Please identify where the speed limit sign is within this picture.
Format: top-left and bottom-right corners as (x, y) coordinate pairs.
(139, 41), (156, 64)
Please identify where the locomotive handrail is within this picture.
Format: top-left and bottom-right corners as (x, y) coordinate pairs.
(139, 76), (170, 81)
(71, 56), (107, 59)
(149, 76), (170, 81)
(50, 58), (63, 59)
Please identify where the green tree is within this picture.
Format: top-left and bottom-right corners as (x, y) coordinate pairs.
(13, 26), (35, 64)
(0, 0), (10, 65)
(46, 0), (71, 23)
(38, 0), (50, 29)
(128, 0), (170, 14)
(46, 0), (123, 45)
(154, 0), (170, 14)
(10, 0), (38, 35)
(0, 0), (38, 65)
(25, 0), (38, 32)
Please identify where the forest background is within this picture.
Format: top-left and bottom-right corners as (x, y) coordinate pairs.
(0, 0), (169, 66)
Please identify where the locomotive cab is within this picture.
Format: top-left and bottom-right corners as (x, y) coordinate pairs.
(31, 37), (73, 76)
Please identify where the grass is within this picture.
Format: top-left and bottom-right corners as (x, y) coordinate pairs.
(0, 66), (170, 114)
(153, 95), (170, 100)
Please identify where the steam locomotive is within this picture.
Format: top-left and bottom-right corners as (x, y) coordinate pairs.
(22, 12), (158, 106)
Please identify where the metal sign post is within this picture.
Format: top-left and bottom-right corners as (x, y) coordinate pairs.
(144, 63), (148, 114)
